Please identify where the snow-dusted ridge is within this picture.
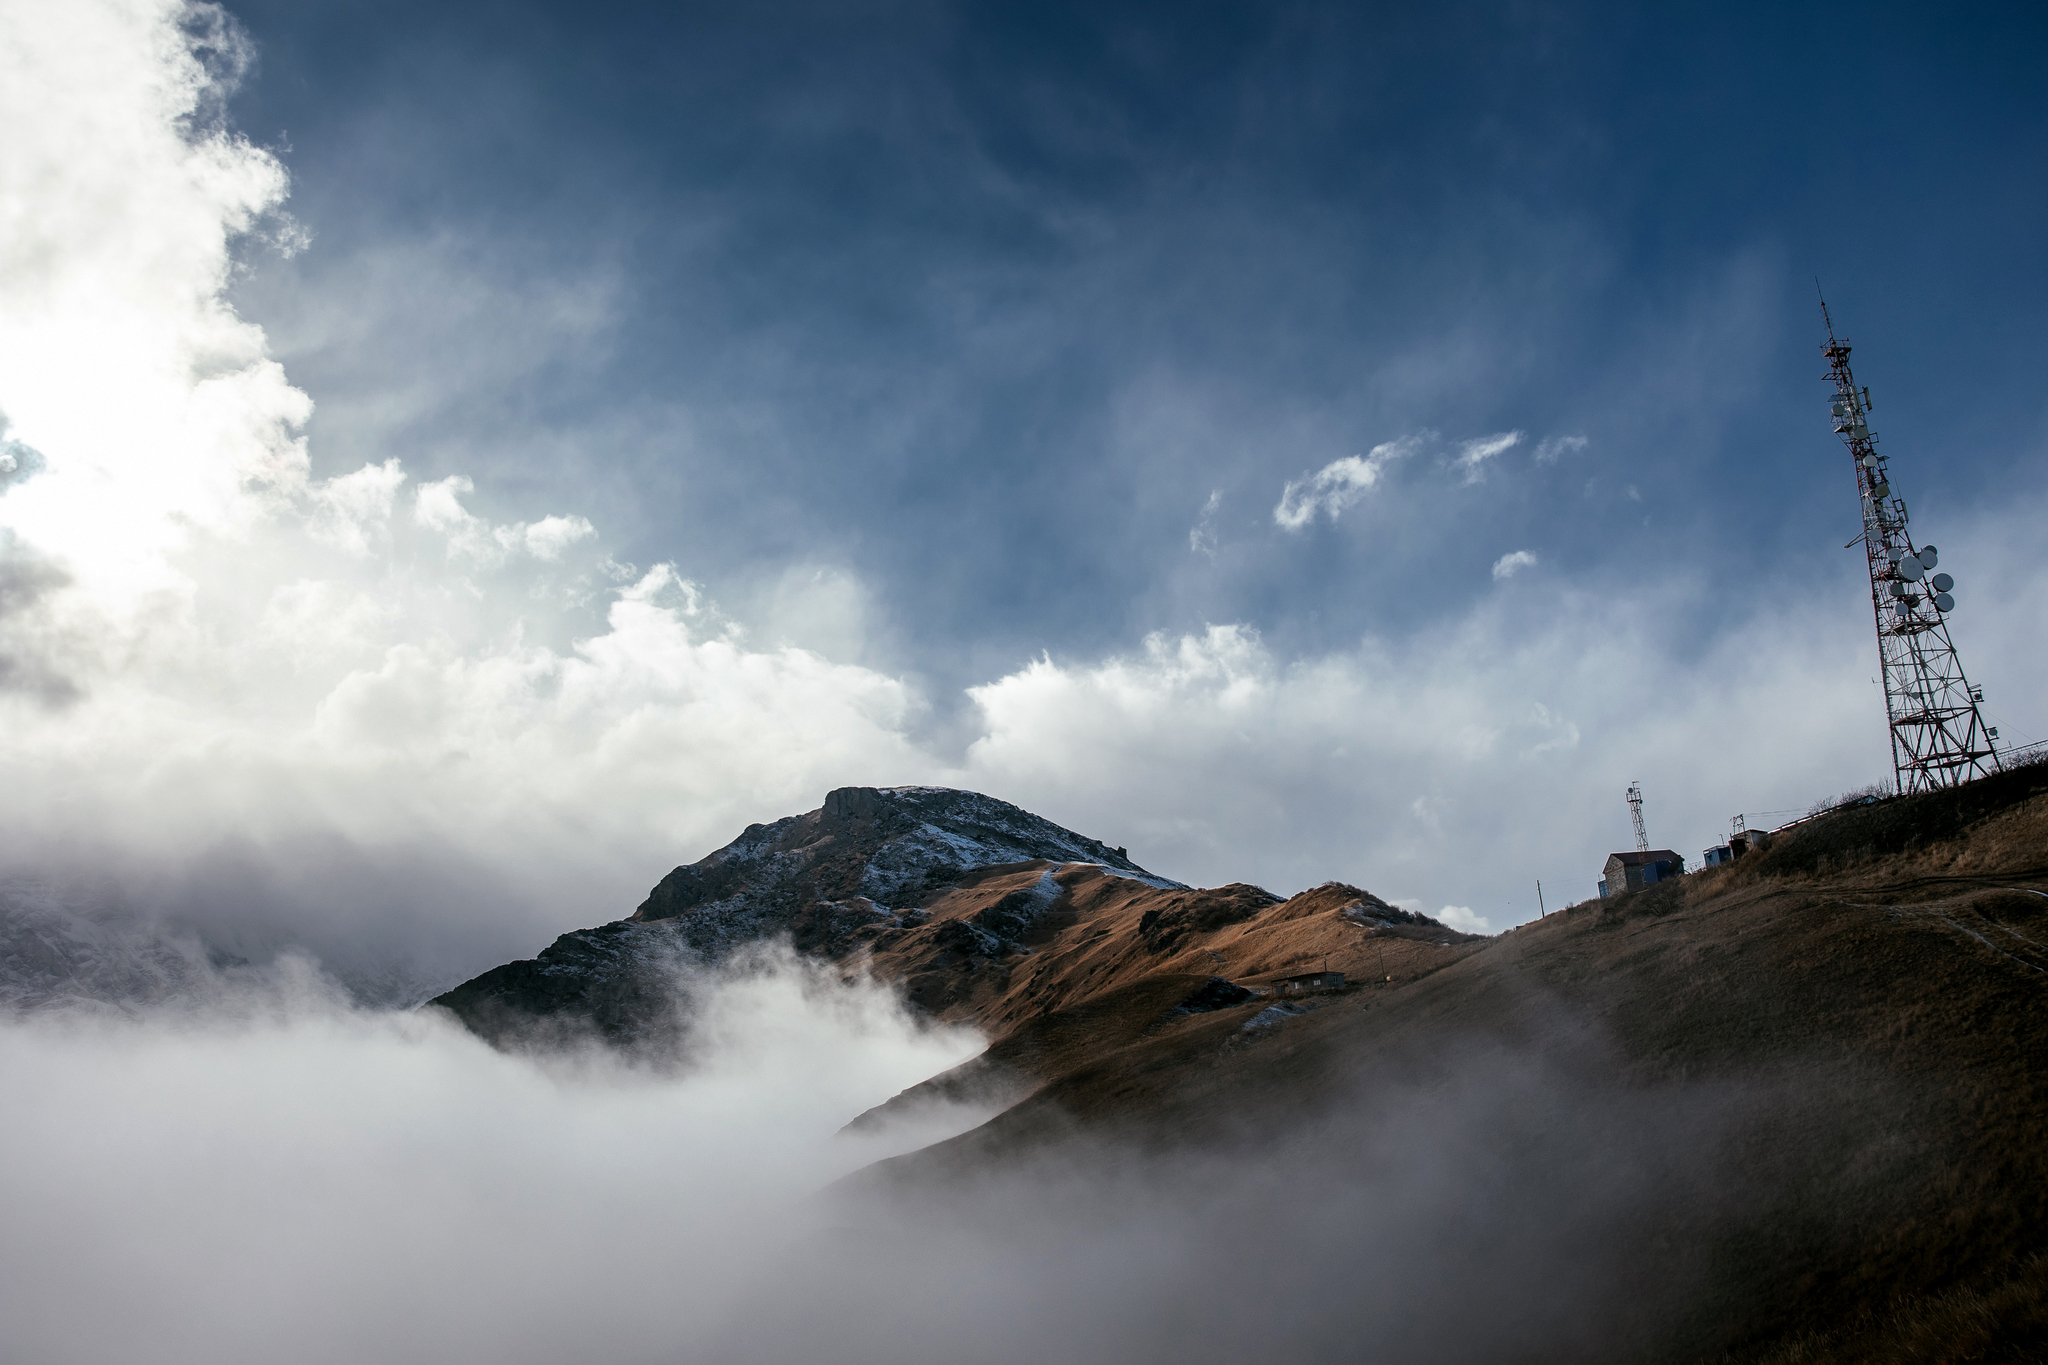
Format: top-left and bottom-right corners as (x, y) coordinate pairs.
(430, 786), (1182, 1046)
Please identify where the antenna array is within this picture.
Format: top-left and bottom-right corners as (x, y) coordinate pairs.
(1819, 301), (1999, 792)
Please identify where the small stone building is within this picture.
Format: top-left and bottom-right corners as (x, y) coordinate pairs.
(1598, 849), (1684, 898)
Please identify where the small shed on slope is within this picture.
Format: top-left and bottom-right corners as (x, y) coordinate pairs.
(1599, 850), (1684, 898)
(1276, 970), (1346, 997)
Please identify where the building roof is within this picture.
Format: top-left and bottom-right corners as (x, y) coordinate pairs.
(1606, 849), (1682, 866)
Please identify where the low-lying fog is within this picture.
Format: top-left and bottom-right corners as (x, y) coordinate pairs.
(0, 950), (990, 1364)
(3, 942), (1804, 1365)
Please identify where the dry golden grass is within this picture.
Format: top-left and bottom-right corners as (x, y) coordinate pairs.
(855, 762), (2048, 1361)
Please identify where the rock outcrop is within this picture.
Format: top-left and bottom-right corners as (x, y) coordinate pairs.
(428, 786), (1177, 1046)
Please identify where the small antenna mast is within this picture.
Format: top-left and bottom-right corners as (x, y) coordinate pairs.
(1817, 277), (1836, 341)
(1627, 782), (1649, 854)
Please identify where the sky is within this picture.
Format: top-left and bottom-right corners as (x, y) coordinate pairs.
(2, 0), (2046, 985)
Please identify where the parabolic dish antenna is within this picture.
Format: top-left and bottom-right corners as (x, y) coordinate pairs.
(1935, 592), (1956, 612)
(1901, 559), (1925, 582)
(1919, 546), (1939, 568)
(1931, 572), (1954, 593)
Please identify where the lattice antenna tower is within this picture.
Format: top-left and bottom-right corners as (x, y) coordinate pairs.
(1627, 782), (1648, 853)
(1819, 292), (1999, 793)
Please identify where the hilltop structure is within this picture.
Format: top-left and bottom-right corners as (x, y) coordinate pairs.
(1819, 299), (2000, 792)
(1599, 848), (1684, 898)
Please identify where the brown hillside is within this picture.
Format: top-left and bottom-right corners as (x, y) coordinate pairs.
(836, 862), (1482, 1121)
(840, 763), (2048, 1362)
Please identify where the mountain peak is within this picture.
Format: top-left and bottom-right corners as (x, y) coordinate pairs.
(431, 786), (1179, 1045)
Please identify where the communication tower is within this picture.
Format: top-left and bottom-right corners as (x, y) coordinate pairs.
(1627, 782), (1648, 853)
(1820, 296), (1999, 793)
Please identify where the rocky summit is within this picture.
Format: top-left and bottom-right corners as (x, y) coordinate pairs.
(428, 785), (1185, 1045)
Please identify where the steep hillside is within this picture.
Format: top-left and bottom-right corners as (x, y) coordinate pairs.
(850, 761), (2048, 1363)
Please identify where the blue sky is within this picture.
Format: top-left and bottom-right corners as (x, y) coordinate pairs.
(2, 0), (2044, 974)
(224, 0), (2046, 682)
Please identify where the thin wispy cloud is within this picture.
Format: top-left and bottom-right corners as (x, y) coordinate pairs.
(1189, 488), (1221, 557)
(1492, 550), (1538, 580)
(1274, 433), (1432, 531)
(1535, 434), (1588, 465)
(1451, 431), (1524, 485)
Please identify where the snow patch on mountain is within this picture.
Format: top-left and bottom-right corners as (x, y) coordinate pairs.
(0, 879), (224, 1015)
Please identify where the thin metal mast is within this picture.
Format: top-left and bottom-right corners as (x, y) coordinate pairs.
(1819, 299), (1999, 793)
(1627, 782), (1648, 853)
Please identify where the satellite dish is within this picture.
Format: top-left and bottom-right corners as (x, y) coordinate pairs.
(1900, 559), (1925, 582)
(1918, 546), (1938, 568)
(1888, 581), (1907, 598)
(1935, 592), (1955, 612)
(1860, 454), (1877, 468)
(1873, 483), (1890, 498)
(1886, 546), (1906, 563)
(1931, 572), (1954, 592)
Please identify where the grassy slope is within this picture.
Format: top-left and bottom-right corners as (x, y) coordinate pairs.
(856, 762), (2048, 1361)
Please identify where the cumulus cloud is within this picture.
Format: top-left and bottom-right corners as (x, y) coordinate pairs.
(1492, 549), (1538, 580)
(412, 475), (596, 564)
(0, 1), (931, 988)
(1435, 904), (1494, 933)
(1273, 433), (1431, 530)
(308, 457), (406, 554)
(1536, 433), (1589, 464)
(1451, 429), (1524, 484)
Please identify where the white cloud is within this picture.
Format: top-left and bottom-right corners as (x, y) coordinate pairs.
(1492, 550), (1539, 580)
(521, 513), (596, 560)
(1450, 430), (1524, 484)
(410, 475), (598, 564)
(0, 4), (934, 984)
(1189, 488), (1222, 556)
(308, 458), (407, 555)
(1274, 433), (1431, 530)
(1436, 905), (1493, 933)
(1535, 434), (1588, 464)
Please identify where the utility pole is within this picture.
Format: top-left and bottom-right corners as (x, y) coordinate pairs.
(1819, 292), (1999, 792)
(1537, 880), (1547, 917)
